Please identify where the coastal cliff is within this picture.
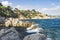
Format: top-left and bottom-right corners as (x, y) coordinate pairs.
(0, 3), (51, 19)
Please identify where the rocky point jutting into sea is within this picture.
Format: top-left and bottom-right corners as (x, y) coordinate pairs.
(0, 17), (47, 40)
(0, 1), (60, 40)
(0, 27), (47, 40)
(0, 17), (35, 27)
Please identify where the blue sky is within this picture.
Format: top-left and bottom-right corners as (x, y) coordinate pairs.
(0, 0), (60, 15)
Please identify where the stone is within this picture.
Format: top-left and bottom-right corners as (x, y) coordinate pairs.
(0, 17), (5, 24)
(5, 18), (35, 28)
(0, 27), (21, 40)
(23, 33), (46, 40)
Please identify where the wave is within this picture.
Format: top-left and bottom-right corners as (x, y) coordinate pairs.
(46, 38), (52, 40)
(26, 24), (44, 33)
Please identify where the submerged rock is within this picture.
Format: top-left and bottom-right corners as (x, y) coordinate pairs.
(23, 33), (46, 40)
(0, 27), (21, 40)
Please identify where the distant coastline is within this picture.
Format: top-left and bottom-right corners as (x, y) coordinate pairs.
(0, 3), (60, 20)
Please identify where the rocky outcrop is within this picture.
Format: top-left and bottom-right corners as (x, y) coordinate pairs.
(0, 27), (46, 40)
(0, 27), (21, 40)
(23, 33), (46, 40)
(5, 18), (35, 27)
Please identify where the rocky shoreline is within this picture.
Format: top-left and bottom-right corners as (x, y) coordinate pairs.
(0, 17), (35, 27)
(0, 27), (47, 40)
(0, 17), (47, 40)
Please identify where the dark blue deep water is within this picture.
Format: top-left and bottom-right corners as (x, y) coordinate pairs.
(23, 19), (60, 40)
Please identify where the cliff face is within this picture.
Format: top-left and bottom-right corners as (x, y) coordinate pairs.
(4, 18), (35, 27)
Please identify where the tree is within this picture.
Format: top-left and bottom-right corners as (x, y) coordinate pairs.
(32, 9), (36, 13)
(14, 8), (20, 12)
(7, 6), (12, 10)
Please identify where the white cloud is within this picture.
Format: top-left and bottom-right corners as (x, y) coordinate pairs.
(15, 5), (60, 15)
(15, 5), (34, 10)
(40, 6), (60, 15)
(42, 6), (60, 11)
(1, 1), (12, 6)
(16, 5), (21, 9)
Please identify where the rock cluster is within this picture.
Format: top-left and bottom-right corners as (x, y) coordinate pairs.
(5, 18), (35, 27)
(0, 17), (47, 40)
(0, 27), (46, 40)
(0, 27), (21, 40)
(24, 25), (47, 40)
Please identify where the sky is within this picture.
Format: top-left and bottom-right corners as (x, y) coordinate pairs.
(0, 0), (60, 15)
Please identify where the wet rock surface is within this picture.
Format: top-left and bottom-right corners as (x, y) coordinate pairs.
(23, 33), (46, 40)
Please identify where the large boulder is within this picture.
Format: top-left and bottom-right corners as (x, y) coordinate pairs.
(5, 20), (11, 27)
(0, 27), (21, 40)
(23, 33), (46, 40)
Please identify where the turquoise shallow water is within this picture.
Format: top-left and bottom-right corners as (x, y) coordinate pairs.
(22, 19), (60, 40)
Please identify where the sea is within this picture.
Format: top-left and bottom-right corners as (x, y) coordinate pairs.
(22, 19), (60, 40)
(0, 19), (60, 40)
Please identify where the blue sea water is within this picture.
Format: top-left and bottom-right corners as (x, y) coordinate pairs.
(0, 19), (60, 40)
(23, 19), (60, 40)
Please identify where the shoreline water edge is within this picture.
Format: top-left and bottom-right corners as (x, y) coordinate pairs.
(0, 17), (48, 40)
(0, 17), (60, 40)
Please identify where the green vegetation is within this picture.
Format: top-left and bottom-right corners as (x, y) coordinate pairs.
(0, 3), (18, 18)
(0, 3), (49, 19)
